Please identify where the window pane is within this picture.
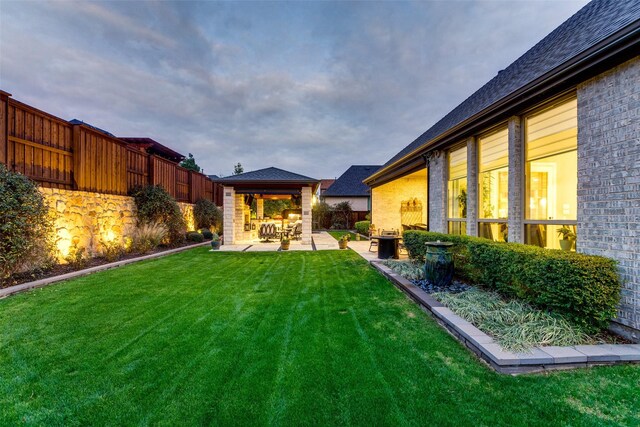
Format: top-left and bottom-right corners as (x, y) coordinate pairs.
(448, 145), (467, 180)
(526, 98), (577, 161)
(448, 221), (467, 236)
(479, 167), (508, 219)
(448, 178), (467, 219)
(525, 98), (577, 221)
(525, 224), (576, 250)
(479, 128), (508, 172)
(478, 222), (508, 242)
(526, 150), (577, 220)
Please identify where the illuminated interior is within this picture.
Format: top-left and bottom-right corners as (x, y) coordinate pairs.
(447, 144), (467, 235)
(478, 127), (508, 241)
(524, 97), (577, 249)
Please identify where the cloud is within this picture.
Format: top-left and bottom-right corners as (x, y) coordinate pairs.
(0, 0), (589, 178)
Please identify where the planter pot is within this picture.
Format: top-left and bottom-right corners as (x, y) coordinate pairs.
(281, 242), (290, 250)
(559, 239), (574, 251)
(338, 240), (348, 250)
(424, 241), (454, 288)
(211, 240), (221, 250)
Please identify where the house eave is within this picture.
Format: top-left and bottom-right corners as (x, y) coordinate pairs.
(364, 20), (640, 187)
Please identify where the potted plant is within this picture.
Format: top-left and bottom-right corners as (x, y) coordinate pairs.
(281, 237), (290, 251)
(210, 232), (221, 250)
(557, 226), (576, 251)
(338, 234), (349, 249)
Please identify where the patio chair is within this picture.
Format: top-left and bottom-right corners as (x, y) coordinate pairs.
(368, 228), (379, 252)
(259, 223), (277, 242)
(290, 222), (302, 240)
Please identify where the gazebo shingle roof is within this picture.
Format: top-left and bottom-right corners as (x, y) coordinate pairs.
(215, 167), (318, 183)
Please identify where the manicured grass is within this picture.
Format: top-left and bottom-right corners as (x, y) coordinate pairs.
(1, 249), (639, 425)
(327, 230), (357, 241)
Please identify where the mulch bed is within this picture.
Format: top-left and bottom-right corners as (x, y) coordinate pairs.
(1, 241), (208, 289)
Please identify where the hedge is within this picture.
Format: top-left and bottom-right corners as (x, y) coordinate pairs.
(403, 230), (621, 332)
(355, 220), (371, 236)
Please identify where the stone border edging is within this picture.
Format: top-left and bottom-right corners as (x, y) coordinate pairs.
(0, 242), (211, 299)
(370, 261), (640, 375)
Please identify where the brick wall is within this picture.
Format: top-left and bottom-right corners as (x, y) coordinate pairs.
(507, 116), (524, 243)
(577, 56), (640, 336)
(428, 152), (447, 233)
(371, 168), (427, 232)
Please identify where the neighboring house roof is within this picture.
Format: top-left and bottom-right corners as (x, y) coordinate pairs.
(319, 179), (335, 194)
(119, 137), (185, 163)
(214, 167), (318, 183)
(366, 0), (640, 185)
(323, 165), (381, 197)
(208, 174), (220, 180)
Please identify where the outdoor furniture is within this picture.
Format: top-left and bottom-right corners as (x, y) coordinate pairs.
(413, 223), (428, 231)
(259, 223), (277, 242)
(368, 229), (379, 252)
(290, 223), (302, 240)
(374, 235), (402, 259)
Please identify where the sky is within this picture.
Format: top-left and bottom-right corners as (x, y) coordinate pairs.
(0, 0), (590, 179)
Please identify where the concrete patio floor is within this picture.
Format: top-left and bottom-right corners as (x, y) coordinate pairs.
(218, 231), (408, 262)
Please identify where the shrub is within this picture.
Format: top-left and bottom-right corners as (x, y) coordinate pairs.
(194, 199), (222, 231)
(64, 243), (88, 267)
(186, 231), (205, 243)
(199, 228), (213, 240)
(0, 165), (55, 282)
(131, 222), (168, 254)
(355, 220), (371, 236)
(130, 185), (186, 246)
(403, 230), (621, 332)
(312, 201), (332, 230)
(331, 201), (352, 229)
(100, 239), (125, 262)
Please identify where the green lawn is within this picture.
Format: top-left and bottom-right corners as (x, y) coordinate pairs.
(1, 249), (639, 426)
(327, 230), (358, 241)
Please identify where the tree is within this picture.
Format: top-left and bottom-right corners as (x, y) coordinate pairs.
(233, 163), (244, 175)
(180, 153), (201, 172)
(332, 201), (353, 229)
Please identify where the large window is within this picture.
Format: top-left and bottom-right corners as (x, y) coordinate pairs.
(448, 144), (467, 235)
(478, 127), (508, 242)
(525, 97), (577, 250)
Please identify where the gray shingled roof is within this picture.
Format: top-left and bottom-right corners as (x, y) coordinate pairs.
(379, 0), (640, 172)
(323, 165), (381, 197)
(215, 167), (318, 182)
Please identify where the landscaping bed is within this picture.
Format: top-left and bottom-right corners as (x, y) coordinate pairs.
(383, 259), (629, 351)
(1, 240), (209, 290)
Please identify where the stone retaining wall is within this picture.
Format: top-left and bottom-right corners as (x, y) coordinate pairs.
(41, 187), (195, 261)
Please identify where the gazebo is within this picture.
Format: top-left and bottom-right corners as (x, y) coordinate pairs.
(214, 167), (320, 245)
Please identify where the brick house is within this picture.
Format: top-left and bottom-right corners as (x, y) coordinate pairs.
(364, 0), (640, 339)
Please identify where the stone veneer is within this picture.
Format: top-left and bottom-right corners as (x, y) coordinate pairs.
(41, 187), (196, 261)
(577, 57), (640, 337)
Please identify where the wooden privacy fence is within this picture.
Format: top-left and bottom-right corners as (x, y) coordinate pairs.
(0, 91), (222, 204)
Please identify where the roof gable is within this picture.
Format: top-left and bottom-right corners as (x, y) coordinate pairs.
(377, 0), (640, 174)
(323, 165), (381, 197)
(215, 167), (318, 183)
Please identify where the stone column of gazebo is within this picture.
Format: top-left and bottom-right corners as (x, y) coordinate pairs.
(213, 167), (319, 246)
